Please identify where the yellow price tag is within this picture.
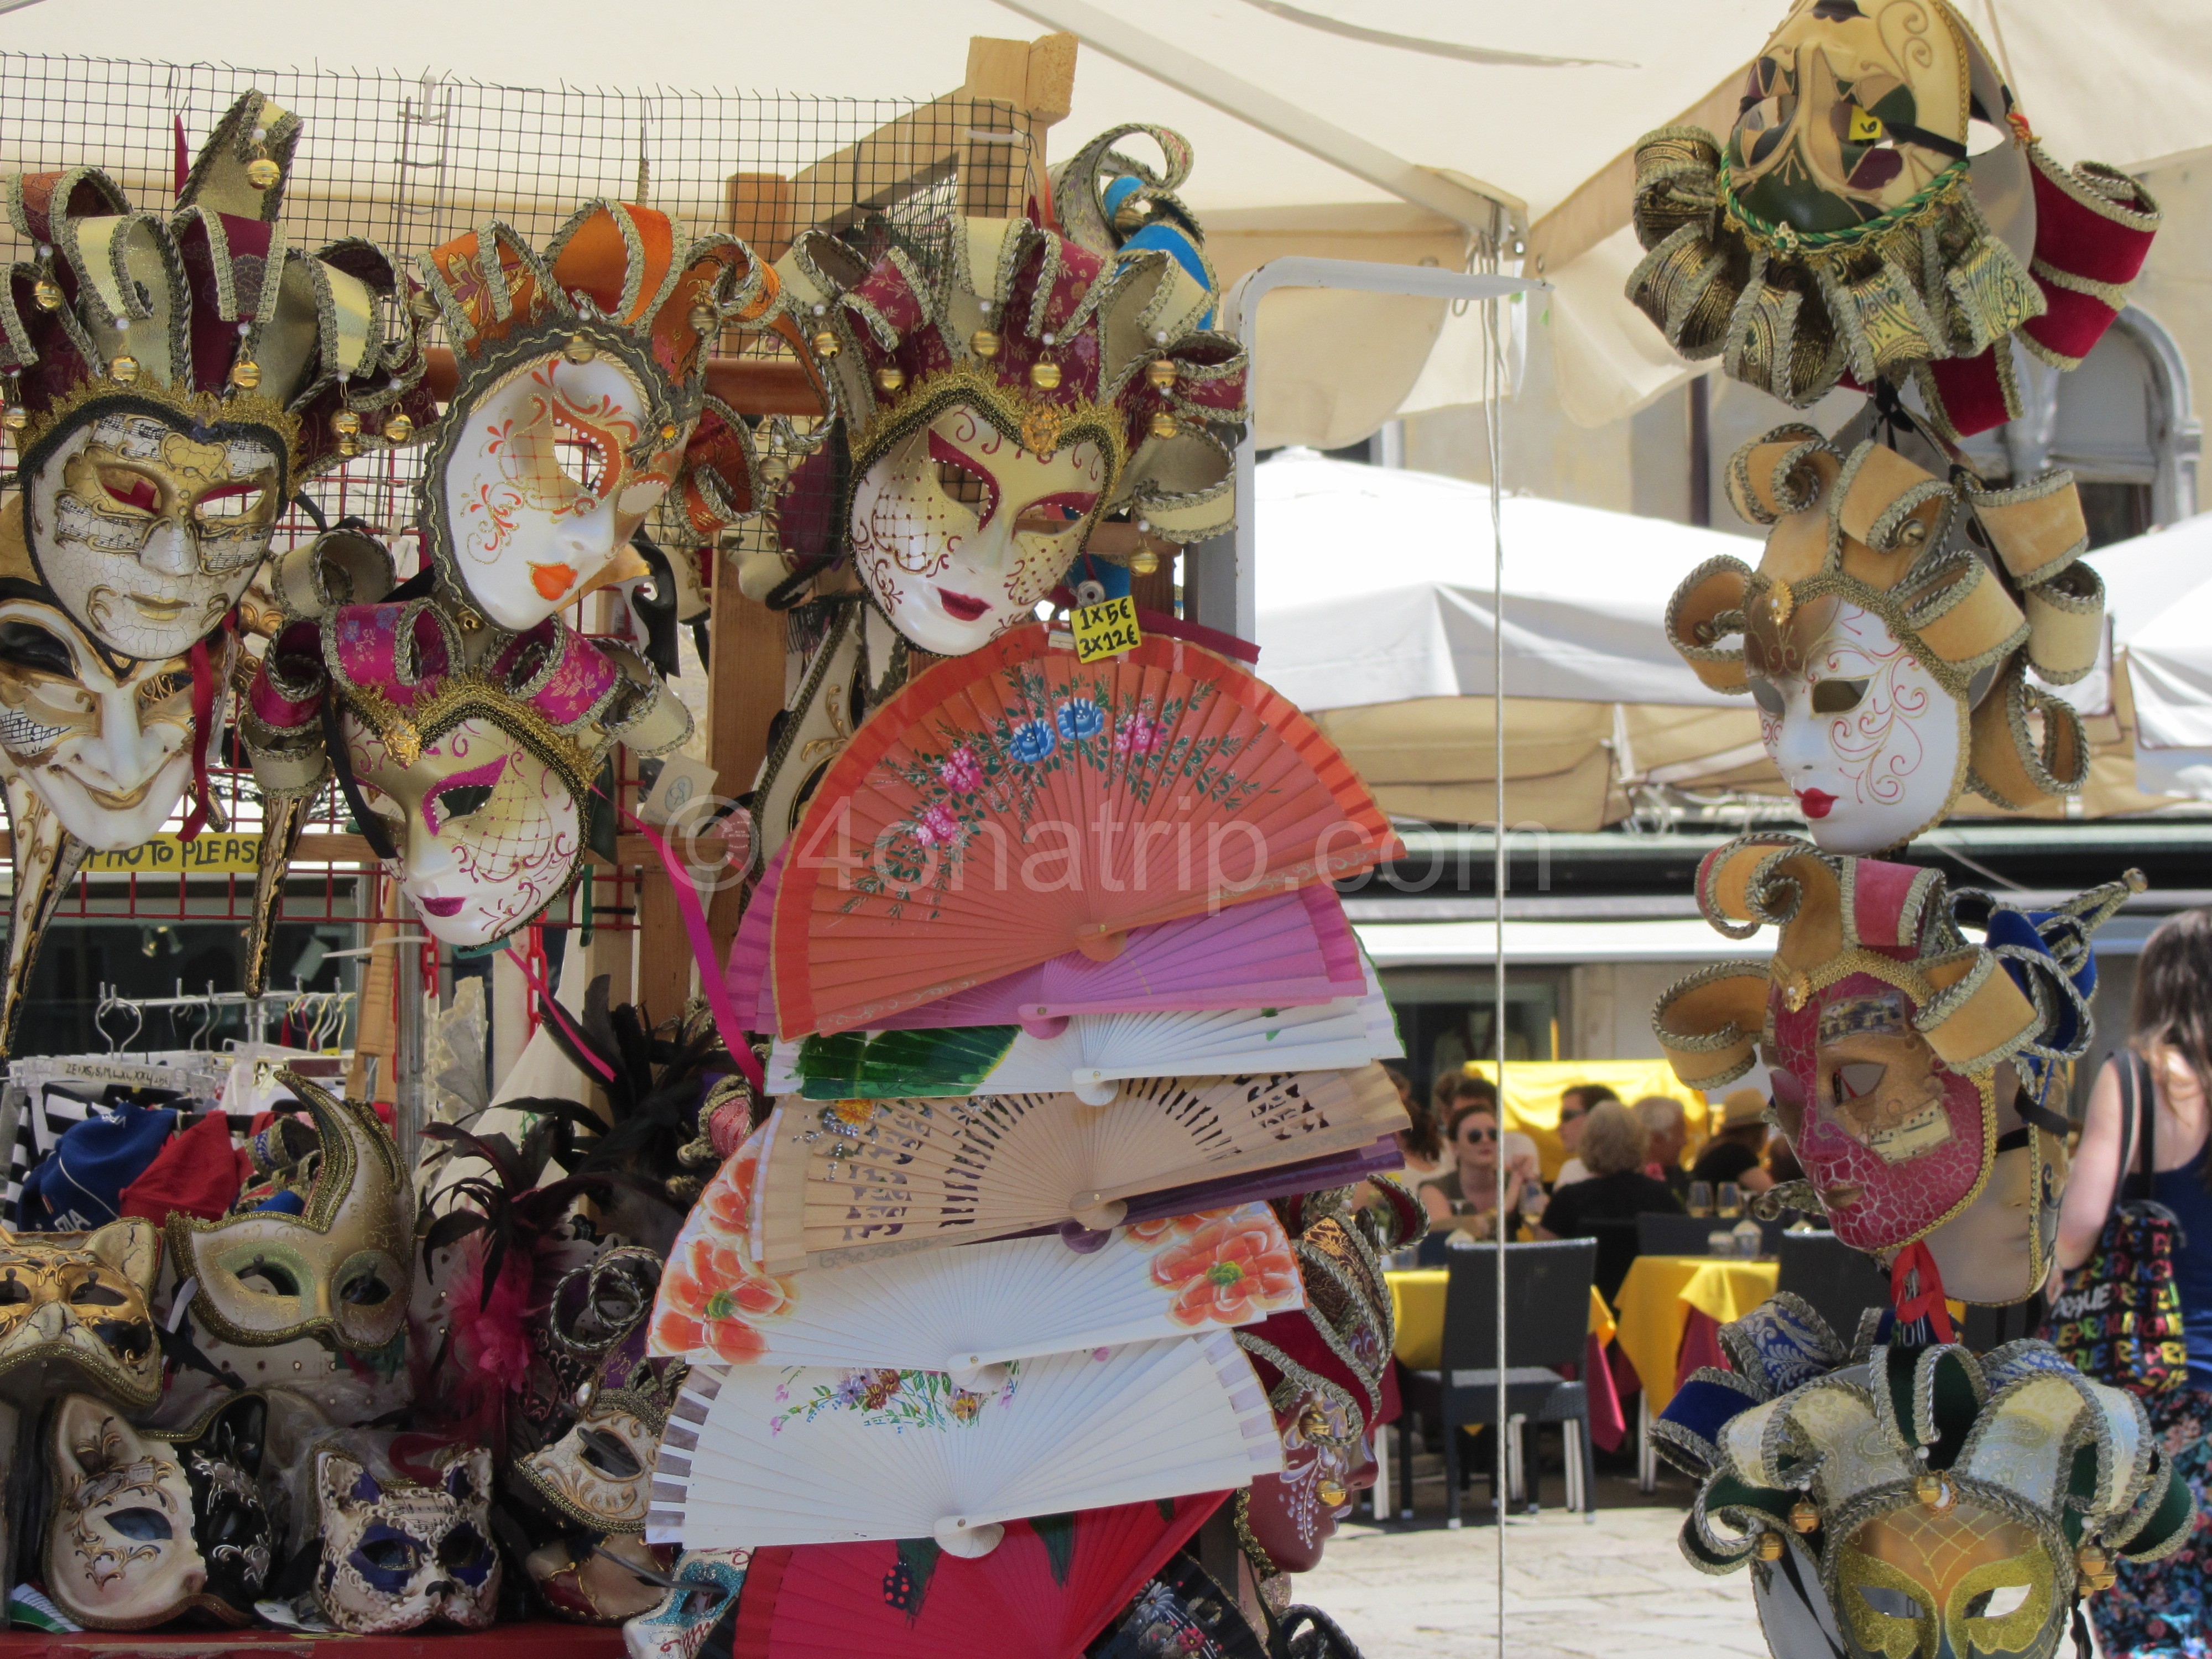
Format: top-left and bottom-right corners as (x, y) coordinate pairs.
(1072, 594), (1144, 663)
(1847, 107), (1886, 144)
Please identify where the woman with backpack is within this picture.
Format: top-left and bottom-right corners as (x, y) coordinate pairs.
(2054, 910), (2212, 1657)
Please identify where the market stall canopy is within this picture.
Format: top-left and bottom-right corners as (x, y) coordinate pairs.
(17, 2), (2212, 442)
(2087, 512), (2212, 796)
(1254, 449), (1773, 828)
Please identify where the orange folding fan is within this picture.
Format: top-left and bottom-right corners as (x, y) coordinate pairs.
(772, 625), (1399, 1037)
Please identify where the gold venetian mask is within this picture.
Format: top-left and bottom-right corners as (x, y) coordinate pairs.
(1839, 1500), (2056, 1659)
(0, 1218), (162, 1407)
(166, 1075), (411, 1352)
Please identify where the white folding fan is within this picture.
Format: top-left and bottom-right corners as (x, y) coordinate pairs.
(764, 963), (1402, 1102)
(648, 1333), (1282, 1556)
(648, 1125), (1303, 1373)
(749, 1064), (1408, 1273)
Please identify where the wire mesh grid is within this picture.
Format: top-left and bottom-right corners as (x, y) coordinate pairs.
(0, 53), (1024, 928)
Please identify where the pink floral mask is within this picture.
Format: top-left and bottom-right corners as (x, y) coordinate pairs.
(849, 406), (1105, 656)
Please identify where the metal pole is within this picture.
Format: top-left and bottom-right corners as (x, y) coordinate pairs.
(394, 901), (428, 1181)
(1484, 212), (1510, 1648)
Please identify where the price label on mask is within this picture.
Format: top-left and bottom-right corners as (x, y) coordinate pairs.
(1072, 594), (1144, 663)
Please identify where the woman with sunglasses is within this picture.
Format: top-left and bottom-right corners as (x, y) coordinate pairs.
(1419, 1102), (1536, 1238)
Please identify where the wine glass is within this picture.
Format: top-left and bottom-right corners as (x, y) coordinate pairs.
(1687, 1181), (1714, 1218)
(1717, 1182), (1744, 1220)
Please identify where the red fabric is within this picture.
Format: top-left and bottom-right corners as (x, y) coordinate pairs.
(1378, 1355), (1402, 1427)
(1674, 1310), (1726, 1394)
(1891, 1240), (1956, 1342)
(2022, 284), (2125, 366)
(1609, 1339), (1644, 1404)
(2030, 155), (2158, 289)
(119, 1112), (240, 1224)
(1923, 350), (2016, 439)
(1574, 1332), (1627, 1453)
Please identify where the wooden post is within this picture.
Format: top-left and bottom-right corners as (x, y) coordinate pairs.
(706, 555), (789, 964)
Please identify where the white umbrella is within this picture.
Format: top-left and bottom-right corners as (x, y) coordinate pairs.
(2086, 513), (2212, 793)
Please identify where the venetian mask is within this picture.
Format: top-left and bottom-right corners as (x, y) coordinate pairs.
(849, 405), (1108, 656)
(526, 1533), (675, 1625)
(1240, 1379), (1374, 1575)
(0, 1218), (161, 1407)
(514, 1370), (674, 1533)
(45, 1397), (210, 1629)
(1747, 591), (1964, 855)
(347, 712), (582, 949)
(22, 406), (285, 662)
(145, 1393), (278, 1626)
(312, 1436), (501, 1634)
(1766, 982), (1990, 1255)
(1838, 1498), (2053, 1659)
(1919, 1113), (2065, 1307)
(622, 1547), (750, 1659)
(168, 1075), (413, 1352)
(1730, 0), (1978, 238)
(429, 339), (674, 633)
(0, 597), (221, 849)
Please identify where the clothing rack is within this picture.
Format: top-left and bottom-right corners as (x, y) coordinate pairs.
(95, 982), (357, 1052)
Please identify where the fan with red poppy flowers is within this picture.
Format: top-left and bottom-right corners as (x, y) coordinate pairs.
(747, 1065), (1408, 1273)
(648, 1124), (1302, 1373)
(769, 625), (1399, 1038)
(647, 1334), (1277, 1554)
(729, 1495), (1223, 1659)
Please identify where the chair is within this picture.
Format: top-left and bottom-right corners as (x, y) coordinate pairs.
(1396, 1239), (1600, 1528)
(1775, 1231), (1892, 1343)
(1636, 1213), (1721, 1256)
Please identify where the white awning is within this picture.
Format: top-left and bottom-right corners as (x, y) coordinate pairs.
(1357, 916), (1777, 968)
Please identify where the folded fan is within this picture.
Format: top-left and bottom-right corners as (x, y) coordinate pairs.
(771, 625), (1399, 1037)
(729, 847), (1366, 1034)
(729, 1495), (1222, 1659)
(649, 1335), (1279, 1553)
(749, 1065), (1410, 1272)
(768, 964), (1400, 1101)
(648, 1124), (1302, 1370)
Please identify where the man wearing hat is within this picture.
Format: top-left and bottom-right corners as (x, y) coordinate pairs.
(1688, 1088), (1776, 1196)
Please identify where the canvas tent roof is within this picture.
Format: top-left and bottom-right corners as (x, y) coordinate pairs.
(19, 1), (2212, 443)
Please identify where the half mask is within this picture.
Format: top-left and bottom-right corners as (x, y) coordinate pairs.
(0, 91), (428, 664)
(1669, 429), (2104, 854)
(75, 1391), (283, 1628)
(415, 203), (776, 634)
(310, 1433), (502, 1634)
(1656, 1298), (2195, 1659)
(774, 206), (1246, 656)
(622, 1547), (750, 1659)
(1655, 833), (2131, 1302)
(166, 1071), (413, 1351)
(514, 1286), (685, 1537)
(525, 1532), (675, 1625)
(0, 1217), (161, 1407)
(240, 597), (688, 953)
(1233, 1185), (1418, 1597)
(1625, 0), (2159, 438)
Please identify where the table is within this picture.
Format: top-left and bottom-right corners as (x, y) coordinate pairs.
(1386, 1270), (1617, 1369)
(1610, 1255), (1778, 1416)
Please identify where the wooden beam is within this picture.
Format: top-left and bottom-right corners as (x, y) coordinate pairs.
(706, 560), (788, 965)
(727, 172), (797, 263)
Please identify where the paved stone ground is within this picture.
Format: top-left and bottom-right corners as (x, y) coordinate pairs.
(1292, 1463), (1768, 1659)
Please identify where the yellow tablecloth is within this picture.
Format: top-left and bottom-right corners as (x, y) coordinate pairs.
(1386, 1267), (1617, 1371)
(1612, 1255), (1779, 1414)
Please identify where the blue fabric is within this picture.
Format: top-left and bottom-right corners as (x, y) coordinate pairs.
(2148, 1142), (2212, 1388)
(18, 1103), (176, 1231)
(1658, 1375), (1759, 1465)
(1069, 551), (1131, 601)
(253, 1190), (307, 1216)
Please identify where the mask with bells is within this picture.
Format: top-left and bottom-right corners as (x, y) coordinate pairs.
(0, 1217), (161, 1408)
(1233, 1183), (1420, 1598)
(238, 597), (689, 957)
(1669, 430), (2107, 857)
(414, 203), (778, 634)
(310, 1433), (502, 1634)
(0, 91), (428, 664)
(166, 1072), (413, 1352)
(774, 201), (1246, 656)
(1625, 0), (2159, 439)
(1656, 834), (2133, 1303)
(1655, 1297), (2195, 1659)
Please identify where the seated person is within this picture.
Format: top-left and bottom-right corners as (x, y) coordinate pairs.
(1634, 1093), (1691, 1200)
(1535, 1101), (1684, 1239)
(1418, 1103), (1533, 1238)
(1385, 1063), (1449, 1181)
(1551, 1082), (1618, 1186)
(1689, 1088), (1776, 1196)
